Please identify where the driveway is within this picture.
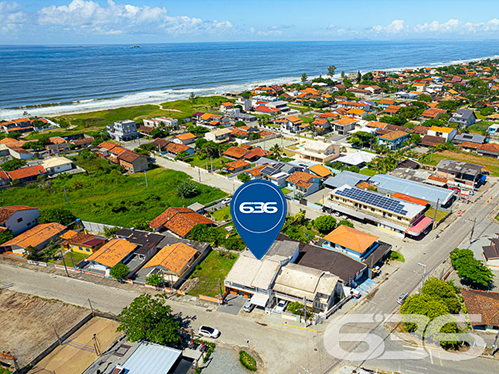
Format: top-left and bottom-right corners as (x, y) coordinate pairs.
(217, 295), (246, 315)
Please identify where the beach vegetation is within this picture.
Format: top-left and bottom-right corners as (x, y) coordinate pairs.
(327, 64), (337, 78)
(301, 73), (308, 82)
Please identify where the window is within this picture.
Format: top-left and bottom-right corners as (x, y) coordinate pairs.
(86, 248), (90, 252)
(388, 213), (392, 217)
(79, 246), (83, 251)
(17, 217), (23, 223)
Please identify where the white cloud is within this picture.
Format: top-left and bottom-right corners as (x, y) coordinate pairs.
(0, 1), (27, 34)
(369, 18), (499, 37)
(37, 0), (233, 36)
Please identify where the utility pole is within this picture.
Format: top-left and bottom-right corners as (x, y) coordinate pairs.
(432, 198), (440, 230)
(88, 298), (95, 316)
(144, 171), (148, 187)
(210, 157), (213, 174)
(491, 330), (499, 355)
(53, 325), (61, 345)
(198, 167), (201, 182)
(418, 262), (427, 288)
(303, 296), (307, 325)
(59, 249), (69, 277)
(68, 250), (76, 268)
(63, 187), (70, 205)
(469, 217), (477, 242)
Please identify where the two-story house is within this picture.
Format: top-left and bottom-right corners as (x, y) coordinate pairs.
(377, 130), (410, 150)
(449, 109), (477, 127)
(204, 128), (232, 144)
(322, 225), (380, 261)
(285, 171), (321, 197)
(0, 205), (40, 235)
(295, 139), (340, 163)
(427, 126), (457, 141)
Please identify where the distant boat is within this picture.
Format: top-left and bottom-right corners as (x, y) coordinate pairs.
(130, 46), (141, 49)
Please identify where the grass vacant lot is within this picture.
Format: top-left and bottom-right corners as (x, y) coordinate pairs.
(420, 150), (499, 175)
(425, 207), (449, 222)
(188, 251), (238, 297)
(0, 168), (225, 227)
(160, 96), (227, 118)
(468, 121), (492, 134)
(48, 250), (90, 266)
(211, 206), (231, 221)
(185, 154), (231, 170)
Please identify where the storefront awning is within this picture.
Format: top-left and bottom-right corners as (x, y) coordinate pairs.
(250, 293), (269, 307)
(406, 216), (433, 236)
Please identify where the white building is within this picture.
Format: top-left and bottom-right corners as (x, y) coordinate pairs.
(42, 157), (74, 175)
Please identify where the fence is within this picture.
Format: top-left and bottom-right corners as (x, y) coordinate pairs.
(81, 221), (120, 235)
(324, 294), (353, 319)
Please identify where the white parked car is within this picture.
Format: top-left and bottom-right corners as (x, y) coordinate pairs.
(275, 300), (287, 313)
(222, 198), (232, 204)
(198, 325), (220, 339)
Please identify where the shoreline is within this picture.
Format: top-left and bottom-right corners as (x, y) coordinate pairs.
(1, 53), (498, 120)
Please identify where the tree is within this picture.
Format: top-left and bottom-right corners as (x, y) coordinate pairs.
(116, 294), (180, 345)
(421, 278), (460, 314)
(189, 92), (197, 105)
(110, 263), (129, 279)
(338, 220), (354, 228)
(356, 71), (362, 83)
(24, 245), (41, 261)
(175, 150), (190, 160)
(270, 144), (282, 159)
(104, 226), (120, 238)
(1, 158), (27, 171)
(39, 208), (76, 225)
(287, 301), (314, 317)
(301, 73), (308, 82)
(327, 65), (337, 78)
(238, 173), (251, 183)
(0, 230), (13, 245)
(313, 216), (337, 234)
(129, 218), (151, 231)
(176, 181), (199, 198)
(149, 128), (168, 139)
(247, 132), (260, 141)
(234, 121), (246, 127)
(450, 248), (494, 288)
(146, 273), (163, 286)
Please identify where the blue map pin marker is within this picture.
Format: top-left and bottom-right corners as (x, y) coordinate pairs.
(230, 179), (287, 260)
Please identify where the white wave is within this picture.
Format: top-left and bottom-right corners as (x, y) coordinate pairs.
(1, 53), (498, 121)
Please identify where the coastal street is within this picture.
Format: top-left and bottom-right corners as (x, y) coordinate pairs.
(0, 262), (316, 374)
(308, 179), (499, 374)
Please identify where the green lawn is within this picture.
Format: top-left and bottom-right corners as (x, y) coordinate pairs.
(48, 250), (90, 266)
(188, 251), (238, 297)
(212, 206), (231, 221)
(288, 104), (309, 114)
(359, 168), (377, 176)
(160, 96), (227, 118)
(0, 168), (225, 227)
(468, 121), (492, 134)
(281, 188), (292, 194)
(425, 207), (449, 222)
(185, 154), (232, 170)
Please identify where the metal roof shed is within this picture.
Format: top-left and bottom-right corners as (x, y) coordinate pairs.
(324, 171), (368, 189)
(121, 342), (181, 374)
(369, 174), (454, 206)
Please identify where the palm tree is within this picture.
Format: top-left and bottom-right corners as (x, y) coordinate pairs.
(270, 144), (282, 159)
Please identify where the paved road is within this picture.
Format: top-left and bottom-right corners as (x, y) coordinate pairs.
(309, 179), (499, 374)
(0, 263), (313, 374)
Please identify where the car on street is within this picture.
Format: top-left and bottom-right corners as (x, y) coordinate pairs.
(243, 300), (255, 313)
(397, 293), (409, 305)
(351, 289), (361, 298)
(275, 300), (287, 313)
(198, 325), (220, 339)
(222, 198), (232, 204)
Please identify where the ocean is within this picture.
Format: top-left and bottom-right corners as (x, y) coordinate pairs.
(0, 40), (498, 120)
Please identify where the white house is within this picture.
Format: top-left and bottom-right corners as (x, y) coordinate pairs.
(0, 205), (40, 235)
(83, 239), (137, 277)
(295, 139), (340, 163)
(204, 128), (232, 144)
(42, 157), (74, 175)
(427, 126), (457, 141)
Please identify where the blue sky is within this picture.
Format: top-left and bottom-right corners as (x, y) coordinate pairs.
(1, 0), (499, 44)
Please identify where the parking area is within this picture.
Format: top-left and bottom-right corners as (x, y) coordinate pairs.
(217, 295), (247, 315)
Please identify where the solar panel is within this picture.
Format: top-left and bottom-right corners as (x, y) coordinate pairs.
(335, 187), (410, 216)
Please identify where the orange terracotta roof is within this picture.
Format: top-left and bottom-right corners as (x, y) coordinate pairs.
(392, 192), (429, 206)
(200, 113), (221, 121)
(243, 148), (268, 159)
(176, 132), (196, 141)
(7, 165), (46, 181)
(367, 121), (388, 129)
(118, 150), (143, 163)
(98, 141), (117, 150)
(379, 130), (408, 140)
(223, 146), (250, 159)
(461, 289), (499, 327)
(319, 112), (339, 119)
(422, 108), (447, 118)
(108, 145), (128, 156)
(49, 137), (66, 144)
(2, 223), (66, 249)
(230, 128), (248, 137)
(0, 205), (38, 225)
(225, 159), (250, 170)
(285, 115), (303, 124)
(61, 231), (96, 246)
(355, 181), (376, 190)
(312, 118), (328, 125)
(0, 138), (20, 144)
(286, 171), (316, 188)
(0, 171), (9, 181)
(166, 142), (191, 154)
(60, 230), (77, 240)
(379, 99), (395, 105)
(86, 238), (137, 268)
(149, 207), (214, 237)
(308, 164), (332, 177)
(221, 102), (234, 107)
(333, 117), (357, 126)
(145, 242), (198, 274)
(384, 105), (402, 114)
(243, 164), (267, 176)
(323, 225), (378, 254)
(428, 175), (448, 183)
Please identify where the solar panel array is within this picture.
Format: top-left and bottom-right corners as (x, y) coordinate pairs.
(261, 162), (285, 176)
(335, 187), (408, 216)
